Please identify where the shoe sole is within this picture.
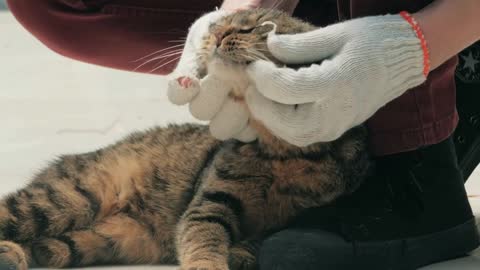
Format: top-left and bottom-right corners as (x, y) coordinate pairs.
(259, 218), (479, 270)
(404, 218), (479, 269)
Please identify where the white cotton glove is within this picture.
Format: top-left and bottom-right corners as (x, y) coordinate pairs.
(167, 10), (227, 105)
(246, 14), (429, 147)
(167, 10), (258, 142)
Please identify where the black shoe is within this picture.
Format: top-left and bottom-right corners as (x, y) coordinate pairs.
(259, 136), (479, 270)
(454, 41), (480, 181)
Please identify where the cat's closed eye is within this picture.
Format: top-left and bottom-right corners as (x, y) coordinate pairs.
(199, 9), (316, 65)
(237, 28), (254, 34)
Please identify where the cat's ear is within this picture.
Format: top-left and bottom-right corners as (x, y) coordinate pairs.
(253, 22), (277, 37)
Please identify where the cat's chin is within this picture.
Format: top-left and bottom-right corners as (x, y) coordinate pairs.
(209, 54), (247, 68)
(206, 56), (251, 91)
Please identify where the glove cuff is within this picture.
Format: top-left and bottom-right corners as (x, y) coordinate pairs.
(372, 13), (429, 103)
(399, 11), (431, 77)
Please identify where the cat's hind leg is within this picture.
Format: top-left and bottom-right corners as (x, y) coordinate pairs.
(0, 153), (106, 244)
(30, 213), (170, 268)
(0, 176), (99, 270)
(0, 150), (135, 269)
(0, 182), (86, 270)
(0, 241), (29, 270)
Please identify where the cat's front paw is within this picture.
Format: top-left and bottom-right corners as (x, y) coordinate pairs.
(229, 245), (258, 270)
(167, 75), (201, 106)
(179, 261), (229, 270)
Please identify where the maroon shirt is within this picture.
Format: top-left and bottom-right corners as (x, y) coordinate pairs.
(7, 0), (458, 156)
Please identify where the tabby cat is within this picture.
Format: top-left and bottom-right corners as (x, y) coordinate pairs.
(0, 9), (371, 270)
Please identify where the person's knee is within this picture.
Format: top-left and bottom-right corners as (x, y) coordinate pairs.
(259, 230), (308, 270)
(259, 229), (354, 270)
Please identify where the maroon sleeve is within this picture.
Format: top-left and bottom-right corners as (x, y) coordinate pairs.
(7, 0), (221, 75)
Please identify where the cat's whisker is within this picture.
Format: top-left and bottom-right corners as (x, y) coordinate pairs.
(262, 0), (285, 20)
(254, 54), (269, 61)
(168, 37), (187, 43)
(247, 49), (269, 61)
(138, 28), (187, 34)
(144, 52), (183, 65)
(252, 48), (270, 53)
(247, 54), (266, 62)
(238, 53), (252, 60)
(133, 46), (184, 64)
(234, 40), (254, 45)
(133, 49), (183, 68)
(149, 49), (184, 60)
(251, 52), (270, 58)
(132, 51), (181, 68)
(251, 47), (270, 52)
(272, 0), (286, 11)
(267, 0), (285, 13)
(133, 51), (183, 71)
(249, 45), (269, 49)
(247, 55), (265, 62)
(131, 44), (185, 63)
(252, 55), (269, 61)
(150, 53), (182, 66)
(149, 56), (182, 73)
(234, 41), (268, 47)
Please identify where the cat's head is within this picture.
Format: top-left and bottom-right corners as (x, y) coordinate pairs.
(197, 8), (315, 75)
(195, 9), (316, 149)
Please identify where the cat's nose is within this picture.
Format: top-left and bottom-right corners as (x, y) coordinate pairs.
(214, 33), (224, 47)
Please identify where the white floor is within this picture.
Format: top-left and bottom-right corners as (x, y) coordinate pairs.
(0, 11), (479, 270)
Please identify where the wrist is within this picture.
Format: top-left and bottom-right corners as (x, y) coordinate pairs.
(412, 0), (480, 70)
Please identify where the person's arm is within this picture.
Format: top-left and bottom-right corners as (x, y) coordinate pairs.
(238, 0), (480, 146)
(414, 0), (480, 70)
(221, 0), (299, 14)
(7, 0), (220, 75)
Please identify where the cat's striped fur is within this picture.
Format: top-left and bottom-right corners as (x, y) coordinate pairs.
(0, 124), (369, 270)
(0, 9), (372, 270)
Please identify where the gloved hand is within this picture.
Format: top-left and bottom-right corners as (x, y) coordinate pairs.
(167, 10), (258, 142)
(245, 13), (429, 147)
(167, 10), (227, 106)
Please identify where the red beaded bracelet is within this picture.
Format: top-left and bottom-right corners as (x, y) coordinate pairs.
(400, 11), (431, 77)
